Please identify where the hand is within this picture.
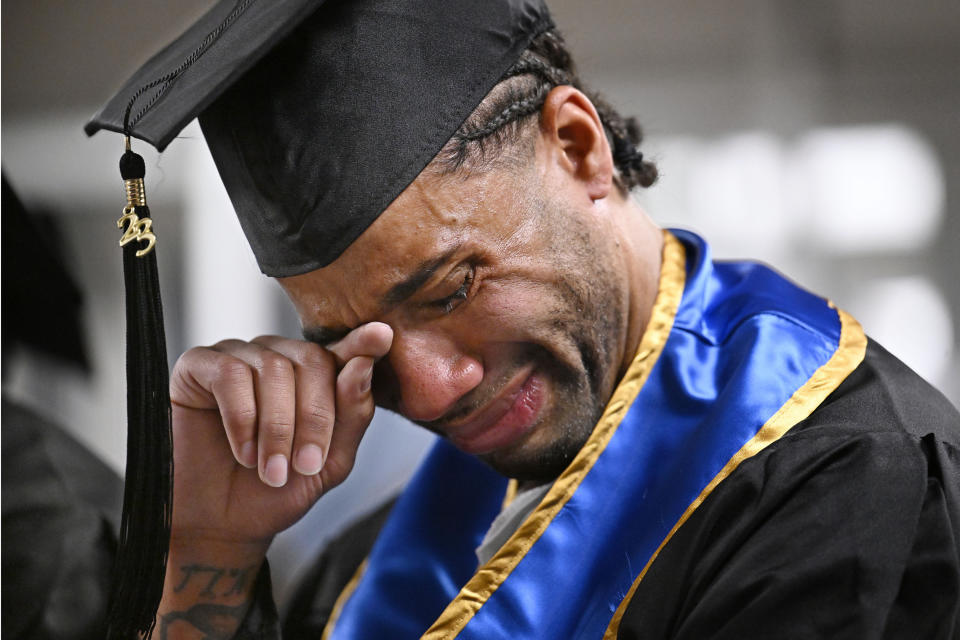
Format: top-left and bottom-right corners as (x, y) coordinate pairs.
(167, 322), (393, 548)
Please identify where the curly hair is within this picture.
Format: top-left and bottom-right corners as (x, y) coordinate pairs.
(434, 28), (657, 193)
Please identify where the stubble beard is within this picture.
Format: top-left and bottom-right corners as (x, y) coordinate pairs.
(477, 197), (626, 485)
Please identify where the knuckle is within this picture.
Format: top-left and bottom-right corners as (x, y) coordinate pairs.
(221, 403), (258, 427)
(261, 419), (294, 441)
(175, 346), (214, 372)
(302, 402), (335, 431)
(215, 358), (252, 384)
(297, 349), (336, 379)
(168, 372), (191, 403)
(257, 352), (293, 378)
(211, 338), (245, 351)
(339, 395), (375, 425)
(359, 400), (375, 424)
(170, 356), (190, 380)
(354, 407), (376, 431)
(179, 345), (207, 361)
(296, 341), (332, 366)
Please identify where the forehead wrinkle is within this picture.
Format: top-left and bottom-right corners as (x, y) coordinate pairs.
(408, 167), (491, 230)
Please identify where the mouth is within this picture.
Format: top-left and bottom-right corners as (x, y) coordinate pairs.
(444, 368), (546, 455)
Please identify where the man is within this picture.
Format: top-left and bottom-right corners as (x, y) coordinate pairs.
(87, 0), (960, 638)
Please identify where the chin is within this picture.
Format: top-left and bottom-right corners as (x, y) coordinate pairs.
(477, 406), (598, 484)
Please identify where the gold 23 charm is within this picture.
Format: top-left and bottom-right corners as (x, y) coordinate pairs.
(117, 206), (157, 257)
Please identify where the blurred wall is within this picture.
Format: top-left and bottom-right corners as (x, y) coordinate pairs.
(4, 0), (959, 606)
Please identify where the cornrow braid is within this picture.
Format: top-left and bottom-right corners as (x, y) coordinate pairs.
(435, 28), (657, 191)
(457, 83), (552, 145)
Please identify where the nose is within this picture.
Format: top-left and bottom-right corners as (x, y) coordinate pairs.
(379, 329), (483, 423)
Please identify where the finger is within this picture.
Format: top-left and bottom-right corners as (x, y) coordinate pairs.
(212, 340), (296, 488)
(321, 355), (376, 488)
(171, 346), (258, 469)
(251, 336), (337, 477)
(326, 322), (393, 369)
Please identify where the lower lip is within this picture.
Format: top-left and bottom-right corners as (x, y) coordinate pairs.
(451, 373), (546, 455)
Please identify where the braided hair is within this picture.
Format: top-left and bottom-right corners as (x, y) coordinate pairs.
(434, 28), (657, 192)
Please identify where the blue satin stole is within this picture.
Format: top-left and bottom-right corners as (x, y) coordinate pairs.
(328, 230), (846, 639)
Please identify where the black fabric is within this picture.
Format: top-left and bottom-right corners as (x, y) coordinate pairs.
(1, 397), (123, 639)
(237, 339), (960, 638)
(235, 565), (283, 640)
(86, 0), (552, 276)
(617, 339), (960, 639)
(83, 0), (320, 151)
(199, 0), (552, 275)
(282, 498), (398, 638)
(1, 175), (88, 370)
(109, 203), (173, 639)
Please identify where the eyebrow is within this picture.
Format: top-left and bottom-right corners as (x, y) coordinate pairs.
(301, 243), (463, 346)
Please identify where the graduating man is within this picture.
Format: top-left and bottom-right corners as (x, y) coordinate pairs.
(87, 0), (960, 637)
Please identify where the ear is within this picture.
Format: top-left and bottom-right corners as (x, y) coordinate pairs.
(539, 85), (614, 201)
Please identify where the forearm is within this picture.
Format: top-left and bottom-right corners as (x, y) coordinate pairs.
(155, 538), (269, 639)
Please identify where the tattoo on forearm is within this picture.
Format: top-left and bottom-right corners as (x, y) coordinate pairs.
(173, 563), (257, 599)
(158, 602), (248, 640)
(223, 566), (255, 596)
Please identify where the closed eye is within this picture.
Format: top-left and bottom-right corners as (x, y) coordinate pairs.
(434, 269), (475, 314)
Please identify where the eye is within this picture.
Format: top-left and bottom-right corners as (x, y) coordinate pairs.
(433, 268), (475, 314)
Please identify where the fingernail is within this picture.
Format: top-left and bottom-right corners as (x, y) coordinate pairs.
(263, 454), (288, 487)
(239, 441), (257, 468)
(294, 444), (324, 476)
(360, 364), (374, 393)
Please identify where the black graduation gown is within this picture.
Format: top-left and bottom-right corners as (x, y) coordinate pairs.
(617, 340), (960, 640)
(1, 397), (123, 639)
(268, 339), (960, 639)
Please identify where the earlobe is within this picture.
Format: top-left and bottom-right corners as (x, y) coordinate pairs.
(540, 86), (613, 201)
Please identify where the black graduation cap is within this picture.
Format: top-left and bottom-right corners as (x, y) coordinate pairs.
(86, 0), (552, 636)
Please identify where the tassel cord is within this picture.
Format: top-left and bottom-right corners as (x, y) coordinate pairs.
(107, 150), (173, 639)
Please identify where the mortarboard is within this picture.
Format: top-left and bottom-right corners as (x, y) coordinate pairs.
(86, 0), (552, 636)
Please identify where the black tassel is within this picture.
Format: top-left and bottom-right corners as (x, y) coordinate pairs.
(107, 144), (173, 639)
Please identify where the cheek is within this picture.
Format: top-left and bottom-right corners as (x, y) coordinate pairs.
(462, 276), (580, 346)
(482, 280), (542, 318)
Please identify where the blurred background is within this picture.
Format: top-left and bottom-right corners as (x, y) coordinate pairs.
(4, 0), (959, 609)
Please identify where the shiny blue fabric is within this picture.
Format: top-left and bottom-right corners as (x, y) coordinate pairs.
(330, 440), (507, 638)
(330, 230), (843, 639)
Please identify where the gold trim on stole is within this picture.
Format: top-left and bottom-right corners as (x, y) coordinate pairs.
(422, 230), (686, 639)
(602, 305), (867, 639)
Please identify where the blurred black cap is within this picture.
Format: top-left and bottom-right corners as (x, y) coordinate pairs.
(1, 174), (89, 371)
